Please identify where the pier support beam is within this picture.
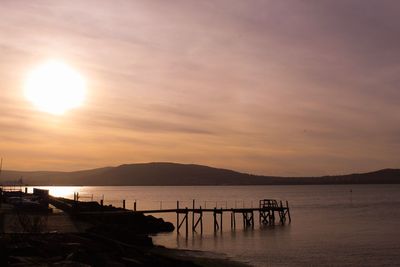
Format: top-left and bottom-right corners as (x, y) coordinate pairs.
(192, 199), (195, 232)
(192, 206), (203, 234)
(213, 208), (223, 233)
(242, 211), (254, 228)
(286, 200), (291, 223)
(231, 209), (236, 229)
(260, 209), (272, 225)
(176, 201), (189, 236)
(176, 201), (179, 233)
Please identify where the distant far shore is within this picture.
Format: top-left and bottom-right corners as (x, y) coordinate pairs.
(21, 183), (400, 187)
(1, 162), (399, 186)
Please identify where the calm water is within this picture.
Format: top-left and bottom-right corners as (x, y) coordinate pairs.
(29, 185), (400, 266)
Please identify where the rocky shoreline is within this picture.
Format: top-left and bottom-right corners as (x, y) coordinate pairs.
(1, 232), (198, 266)
(0, 190), (250, 266)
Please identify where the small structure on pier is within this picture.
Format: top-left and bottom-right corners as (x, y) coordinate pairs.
(259, 199), (291, 225)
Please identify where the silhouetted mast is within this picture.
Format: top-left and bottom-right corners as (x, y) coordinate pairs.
(0, 157), (2, 178)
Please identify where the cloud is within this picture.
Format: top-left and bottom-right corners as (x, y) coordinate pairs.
(0, 0), (399, 174)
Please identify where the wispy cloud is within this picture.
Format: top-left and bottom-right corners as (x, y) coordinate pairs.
(1, 0), (399, 175)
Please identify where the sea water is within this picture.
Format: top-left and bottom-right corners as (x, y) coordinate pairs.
(30, 185), (400, 266)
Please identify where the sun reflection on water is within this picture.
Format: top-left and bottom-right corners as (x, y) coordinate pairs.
(28, 186), (82, 198)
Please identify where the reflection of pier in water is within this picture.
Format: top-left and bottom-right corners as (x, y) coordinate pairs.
(136, 199), (291, 236)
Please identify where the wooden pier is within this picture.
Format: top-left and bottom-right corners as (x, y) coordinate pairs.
(24, 189), (291, 236)
(135, 199), (291, 235)
(1, 187), (291, 236)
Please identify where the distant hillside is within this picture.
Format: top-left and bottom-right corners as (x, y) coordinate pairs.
(1, 162), (399, 186)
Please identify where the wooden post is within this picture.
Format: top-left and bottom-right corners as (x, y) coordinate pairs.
(200, 206), (203, 234)
(134, 201), (137, 211)
(193, 206), (203, 234)
(185, 207), (189, 237)
(25, 187), (28, 194)
(231, 210), (233, 229)
(272, 209), (275, 224)
(192, 199), (195, 232)
(123, 199), (126, 210)
(100, 199), (104, 206)
(286, 200), (291, 223)
(220, 208), (223, 232)
(213, 208), (217, 232)
(74, 192), (79, 210)
(177, 201), (180, 233)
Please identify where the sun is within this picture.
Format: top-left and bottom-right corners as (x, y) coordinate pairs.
(24, 60), (86, 115)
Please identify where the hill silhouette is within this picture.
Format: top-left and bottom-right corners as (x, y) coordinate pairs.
(1, 162), (399, 186)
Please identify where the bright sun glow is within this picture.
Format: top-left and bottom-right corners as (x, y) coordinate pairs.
(24, 60), (86, 115)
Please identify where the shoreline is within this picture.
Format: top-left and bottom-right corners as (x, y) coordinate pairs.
(151, 245), (252, 267)
(1, 232), (252, 267)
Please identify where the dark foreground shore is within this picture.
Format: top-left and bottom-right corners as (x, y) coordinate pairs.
(0, 190), (250, 266)
(153, 247), (251, 267)
(0, 232), (250, 267)
(0, 233), (246, 267)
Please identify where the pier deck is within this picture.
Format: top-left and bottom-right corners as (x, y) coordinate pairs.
(136, 207), (287, 213)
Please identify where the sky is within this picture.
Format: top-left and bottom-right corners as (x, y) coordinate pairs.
(0, 0), (399, 176)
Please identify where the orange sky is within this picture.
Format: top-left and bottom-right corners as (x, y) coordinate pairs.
(1, 1), (399, 176)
